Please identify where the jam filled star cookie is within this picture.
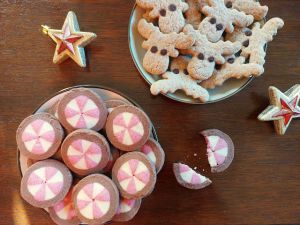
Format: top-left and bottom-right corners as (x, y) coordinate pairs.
(20, 159), (72, 208)
(258, 85), (300, 135)
(16, 113), (64, 160)
(57, 88), (108, 132)
(105, 105), (151, 151)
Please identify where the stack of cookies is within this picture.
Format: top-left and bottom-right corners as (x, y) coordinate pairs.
(136, 0), (284, 102)
(17, 87), (165, 224)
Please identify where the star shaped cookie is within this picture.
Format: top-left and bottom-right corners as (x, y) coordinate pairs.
(44, 11), (97, 67)
(258, 84), (300, 135)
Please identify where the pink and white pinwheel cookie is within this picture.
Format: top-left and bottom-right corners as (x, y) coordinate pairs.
(16, 113), (64, 160)
(113, 198), (142, 222)
(105, 105), (151, 151)
(20, 159), (72, 208)
(140, 138), (165, 173)
(58, 88), (108, 132)
(61, 129), (111, 176)
(173, 163), (212, 189)
(72, 174), (119, 225)
(105, 99), (129, 114)
(112, 152), (156, 199)
(48, 188), (81, 225)
(201, 129), (235, 173)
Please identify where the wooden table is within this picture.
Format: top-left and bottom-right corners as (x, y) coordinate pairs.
(0, 0), (299, 224)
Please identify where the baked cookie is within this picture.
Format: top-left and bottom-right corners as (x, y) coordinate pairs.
(103, 146), (121, 174)
(184, 0), (202, 28)
(138, 19), (195, 75)
(136, 0), (189, 33)
(105, 99), (129, 113)
(258, 85), (300, 135)
(112, 198), (142, 222)
(199, 0), (254, 42)
(150, 56), (210, 102)
(182, 24), (241, 80)
(201, 55), (264, 89)
(173, 163), (212, 189)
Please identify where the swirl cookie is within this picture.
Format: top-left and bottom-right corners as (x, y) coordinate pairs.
(136, 0), (188, 33)
(113, 198), (142, 222)
(48, 188), (80, 225)
(173, 163), (212, 189)
(112, 152), (156, 199)
(16, 113), (64, 160)
(138, 19), (195, 75)
(140, 138), (165, 173)
(72, 174), (119, 225)
(20, 159), (72, 208)
(199, 0), (254, 42)
(58, 88), (108, 132)
(105, 105), (151, 151)
(61, 129), (111, 176)
(201, 129), (234, 173)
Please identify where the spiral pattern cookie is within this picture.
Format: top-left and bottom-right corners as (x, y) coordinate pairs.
(61, 129), (111, 176)
(16, 113), (64, 160)
(106, 105), (151, 151)
(72, 174), (119, 225)
(113, 198), (142, 222)
(58, 88), (108, 132)
(112, 152), (156, 199)
(20, 159), (72, 208)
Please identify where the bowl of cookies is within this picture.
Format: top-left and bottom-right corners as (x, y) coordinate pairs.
(129, 0), (284, 104)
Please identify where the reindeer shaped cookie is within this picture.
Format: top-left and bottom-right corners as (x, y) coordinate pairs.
(138, 19), (195, 75)
(151, 56), (210, 102)
(201, 55), (264, 89)
(224, 0), (268, 21)
(136, 0), (188, 33)
(182, 24), (241, 81)
(241, 18), (284, 66)
(199, 0), (254, 42)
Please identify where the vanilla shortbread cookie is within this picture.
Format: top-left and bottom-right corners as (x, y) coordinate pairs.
(138, 19), (195, 75)
(224, 0), (268, 21)
(151, 56), (209, 102)
(199, 0), (254, 42)
(184, 0), (202, 28)
(241, 18), (284, 66)
(182, 24), (241, 80)
(201, 56), (264, 89)
(136, 0), (189, 33)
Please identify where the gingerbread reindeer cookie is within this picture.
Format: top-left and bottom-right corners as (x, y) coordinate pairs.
(241, 18), (284, 66)
(182, 24), (241, 80)
(184, 0), (202, 28)
(136, 0), (188, 33)
(151, 56), (209, 102)
(138, 19), (195, 75)
(201, 55), (264, 89)
(224, 0), (268, 21)
(225, 26), (253, 52)
(199, 0), (254, 42)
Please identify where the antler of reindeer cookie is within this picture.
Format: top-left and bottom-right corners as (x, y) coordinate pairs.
(201, 56), (264, 89)
(182, 24), (241, 80)
(136, 0), (188, 33)
(224, 0), (268, 21)
(242, 18), (284, 65)
(199, 0), (254, 42)
(138, 19), (195, 75)
(150, 56), (210, 102)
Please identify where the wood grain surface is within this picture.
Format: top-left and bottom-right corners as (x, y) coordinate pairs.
(0, 0), (300, 224)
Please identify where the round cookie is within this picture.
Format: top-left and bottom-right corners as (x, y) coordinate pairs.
(105, 105), (151, 151)
(72, 174), (119, 225)
(48, 188), (81, 225)
(16, 113), (64, 160)
(140, 138), (165, 173)
(173, 163), (212, 190)
(20, 159), (72, 208)
(201, 129), (235, 173)
(112, 152), (156, 199)
(61, 129), (111, 176)
(57, 88), (108, 132)
(105, 99), (129, 113)
(102, 146), (120, 174)
(112, 198), (142, 222)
